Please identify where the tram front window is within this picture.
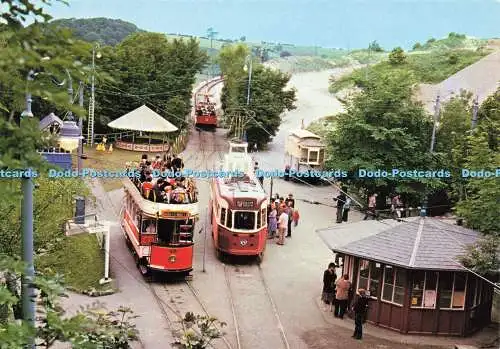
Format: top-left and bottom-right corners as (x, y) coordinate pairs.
(234, 211), (255, 230)
(157, 219), (175, 245)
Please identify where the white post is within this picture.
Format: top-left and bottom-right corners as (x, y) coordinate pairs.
(100, 224), (111, 284)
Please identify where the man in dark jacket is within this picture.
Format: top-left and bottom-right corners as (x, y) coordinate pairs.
(334, 190), (346, 223)
(352, 288), (369, 340)
(321, 263), (337, 310)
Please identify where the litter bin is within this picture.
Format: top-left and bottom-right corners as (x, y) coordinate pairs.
(75, 196), (85, 224)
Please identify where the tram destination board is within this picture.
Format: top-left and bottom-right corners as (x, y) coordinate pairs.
(161, 210), (190, 219)
(236, 200), (255, 208)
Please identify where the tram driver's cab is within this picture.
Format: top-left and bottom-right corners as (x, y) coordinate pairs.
(137, 215), (194, 246)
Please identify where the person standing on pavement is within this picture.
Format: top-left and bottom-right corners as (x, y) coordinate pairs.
(334, 189), (346, 223)
(277, 208), (288, 245)
(352, 288), (370, 340)
(363, 193), (377, 220)
(342, 197), (351, 222)
(322, 263), (337, 310)
(286, 202), (293, 238)
(285, 193), (295, 208)
(268, 204), (277, 239)
(334, 274), (351, 319)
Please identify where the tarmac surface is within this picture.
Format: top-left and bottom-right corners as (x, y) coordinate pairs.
(56, 69), (499, 349)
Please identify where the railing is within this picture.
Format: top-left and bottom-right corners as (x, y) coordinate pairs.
(64, 213), (99, 231)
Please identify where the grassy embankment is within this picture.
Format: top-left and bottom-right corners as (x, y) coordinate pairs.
(36, 146), (143, 293)
(37, 233), (110, 294)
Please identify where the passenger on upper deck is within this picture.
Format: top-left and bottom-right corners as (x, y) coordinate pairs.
(133, 153), (195, 204)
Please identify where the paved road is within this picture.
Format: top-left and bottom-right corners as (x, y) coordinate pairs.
(417, 49), (500, 113)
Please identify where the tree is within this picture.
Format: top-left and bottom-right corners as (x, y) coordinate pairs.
(388, 47), (406, 65)
(412, 42), (422, 50)
(95, 32), (208, 131)
(239, 36), (246, 42)
(0, 255), (138, 347)
(454, 131), (500, 234)
(218, 44), (296, 148)
(280, 51), (292, 58)
(368, 40), (383, 52)
(325, 70), (435, 205)
(459, 235), (499, 275)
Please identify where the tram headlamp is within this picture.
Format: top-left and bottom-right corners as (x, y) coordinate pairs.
(240, 239), (248, 246)
(169, 255), (176, 263)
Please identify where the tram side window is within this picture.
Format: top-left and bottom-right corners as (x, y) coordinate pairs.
(257, 209), (261, 228)
(234, 211), (255, 230)
(142, 219), (157, 234)
(227, 209), (233, 228)
(220, 208), (226, 226)
(261, 208), (267, 225)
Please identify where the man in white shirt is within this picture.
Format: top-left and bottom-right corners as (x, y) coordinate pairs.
(277, 209), (289, 245)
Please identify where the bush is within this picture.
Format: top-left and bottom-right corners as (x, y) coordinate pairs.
(280, 51), (292, 58)
(388, 47), (407, 65)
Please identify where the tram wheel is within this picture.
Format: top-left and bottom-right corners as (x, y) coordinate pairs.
(216, 249), (226, 262)
(257, 251), (265, 264)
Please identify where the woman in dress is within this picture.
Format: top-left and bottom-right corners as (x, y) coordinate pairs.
(268, 203), (278, 239)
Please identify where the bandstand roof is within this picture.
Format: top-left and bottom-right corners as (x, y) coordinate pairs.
(107, 105), (178, 133)
(39, 112), (63, 131)
(317, 217), (480, 271)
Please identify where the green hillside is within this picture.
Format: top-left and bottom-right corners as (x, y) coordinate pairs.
(50, 17), (144, 46)
(330, 33), (491, 93)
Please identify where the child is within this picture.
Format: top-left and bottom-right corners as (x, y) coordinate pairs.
(292, 208), (300, 226)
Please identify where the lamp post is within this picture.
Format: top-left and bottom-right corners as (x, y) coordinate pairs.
(20, 70), (36, 349)
(244, 54), (253, 106)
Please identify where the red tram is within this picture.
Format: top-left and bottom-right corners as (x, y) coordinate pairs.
(194, 93), (217, 128)
(210, 141), (269, 260)
(121, 178), (199, 276)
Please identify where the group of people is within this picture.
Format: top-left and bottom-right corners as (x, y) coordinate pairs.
(333, 186), (351, 223)
(267, 193), (300, 245)
(363, 193), (406, 220)
(195, 103), (216, 116)
(322, 263), (370, 340)
(131, 153), (197, 204)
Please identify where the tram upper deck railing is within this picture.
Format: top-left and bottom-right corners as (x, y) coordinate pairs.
(123, 178), (199, 218)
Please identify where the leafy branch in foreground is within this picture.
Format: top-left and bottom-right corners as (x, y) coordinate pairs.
(0, 255), (139, 348)
(173, 312), (226, 349)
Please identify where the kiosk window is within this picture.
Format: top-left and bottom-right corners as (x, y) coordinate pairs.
(234, 211), (255, 230)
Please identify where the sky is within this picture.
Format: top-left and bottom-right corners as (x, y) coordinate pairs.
(42, 0), (500, 49)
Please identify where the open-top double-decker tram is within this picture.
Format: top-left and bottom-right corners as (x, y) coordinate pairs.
(194, 93), (217, 128)
(210, 141), (269, 261)
(121, 177), (199, 277)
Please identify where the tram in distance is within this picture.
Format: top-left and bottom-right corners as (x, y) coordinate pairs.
(194, 93), (217, 128)
(120, 175), (199, 277)
(209, 140), (269, 260)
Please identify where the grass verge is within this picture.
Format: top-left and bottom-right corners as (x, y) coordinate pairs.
(37, 234), (114, 294)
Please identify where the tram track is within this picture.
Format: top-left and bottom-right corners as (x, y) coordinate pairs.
(222, 262), (290, 349)
(148, 75), (292, 349)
